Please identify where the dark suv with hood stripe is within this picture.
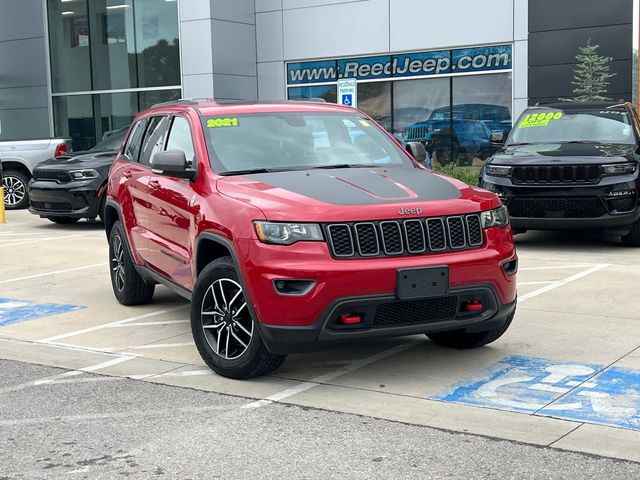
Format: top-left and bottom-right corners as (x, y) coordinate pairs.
(105, 100), (517, 379)
(480, 102), (640, 245)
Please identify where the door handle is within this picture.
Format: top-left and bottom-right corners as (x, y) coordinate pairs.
(123, 170), (132, 178)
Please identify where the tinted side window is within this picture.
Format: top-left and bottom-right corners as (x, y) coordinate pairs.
(166, 116), (196, 167)
(123, 119), (147, 162)
(139, 116), (170, 167)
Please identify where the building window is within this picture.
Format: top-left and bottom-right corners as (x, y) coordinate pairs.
(287, 85), (337, 103)
(286, 46), (513, 167)
(47, 0), (181, 149)
(53, 89), (180, 151)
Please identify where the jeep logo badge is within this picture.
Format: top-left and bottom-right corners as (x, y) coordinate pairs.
(398, 207), (422, 215)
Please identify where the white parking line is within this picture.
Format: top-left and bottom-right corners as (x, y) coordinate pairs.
(106, 320), (190, 327)
(242, 339), (424, 409)
(33, 376), (125, 387)
(518, 264), (610, 303)
(130, 342), (193, 350)
(39, 307), (186, 343)
(0, 404), (233, 427)
(518, 281), (555, 286)
(0, 234), (98, 248)
(0, 263), (107, 285)
(0, 356), (133, 394)
(0, 232), (46, 237)
(128, 369), (211, 380)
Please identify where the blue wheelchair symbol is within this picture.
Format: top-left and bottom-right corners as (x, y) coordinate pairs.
(341, 94), (353, 106)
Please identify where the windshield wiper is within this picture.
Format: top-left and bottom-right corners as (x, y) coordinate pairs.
(310, 163), (382, 169)
(219, 167), (293, 176)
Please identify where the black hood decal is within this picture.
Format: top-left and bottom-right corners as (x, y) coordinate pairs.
(245, 167), (461, 206)
(37, 151), (117, 170)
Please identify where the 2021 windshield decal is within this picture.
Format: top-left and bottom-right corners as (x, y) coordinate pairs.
(207, 118), (239, 128)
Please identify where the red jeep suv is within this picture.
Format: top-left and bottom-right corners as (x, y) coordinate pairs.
(105, 100), (517, 379)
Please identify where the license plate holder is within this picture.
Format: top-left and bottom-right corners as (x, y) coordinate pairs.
(396, 266), (449, 300)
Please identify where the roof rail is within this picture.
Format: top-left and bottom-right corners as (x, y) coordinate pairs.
(151, 98), (215, 108)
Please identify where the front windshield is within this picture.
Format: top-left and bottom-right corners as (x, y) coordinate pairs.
(509, 108), (635, 145)
(201, 112), (412, 174)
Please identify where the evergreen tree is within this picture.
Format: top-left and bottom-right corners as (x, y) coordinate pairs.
(561, 39), (616, 102)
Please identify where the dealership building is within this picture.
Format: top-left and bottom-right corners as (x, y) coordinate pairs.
(0, 0), (636, 156)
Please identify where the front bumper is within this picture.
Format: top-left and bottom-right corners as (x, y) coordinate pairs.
(237, 226), (517, 353)
(28, 179), (103, 218)
(260, 288), (517, 354)
(481, 173), (640, 232)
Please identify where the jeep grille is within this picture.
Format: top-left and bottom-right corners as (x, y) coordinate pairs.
(325, 214), (484, 259)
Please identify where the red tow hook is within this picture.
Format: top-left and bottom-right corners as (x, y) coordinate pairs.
(340, 313), (362, 324)
(464, 300), (483, 312)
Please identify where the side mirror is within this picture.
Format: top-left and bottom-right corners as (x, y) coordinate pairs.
(405, 141), (426, 163)
(490, 131), (506, 144)
(151, 150), (196, 180)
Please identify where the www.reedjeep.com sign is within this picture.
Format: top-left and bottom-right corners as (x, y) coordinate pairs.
(287, 45), (512, 85)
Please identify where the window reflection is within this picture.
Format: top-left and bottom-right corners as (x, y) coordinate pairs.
(53, 95), (95, 151)
(47, 0), (181, 150)
(48, 0), (92, 93)
(53, 89), (181, 150)
(287, 85), (337, 103)
(452, 73), (512, 166)
(357, 81), (391, 131)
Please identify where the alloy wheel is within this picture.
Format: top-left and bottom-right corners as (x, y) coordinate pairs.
(111, 234), (126, 292)
(3, 176), (26, 207)
(200, 278), (253, 360)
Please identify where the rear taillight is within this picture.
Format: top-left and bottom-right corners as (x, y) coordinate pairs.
(54, 143), (68, 157)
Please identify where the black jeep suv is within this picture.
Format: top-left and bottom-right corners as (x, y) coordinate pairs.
(480, 102), (640, 245)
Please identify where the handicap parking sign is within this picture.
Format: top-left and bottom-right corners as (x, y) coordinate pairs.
(431, 355), (640, 431)
(337, 79), (357, 108)
(0, 297), (82, 327)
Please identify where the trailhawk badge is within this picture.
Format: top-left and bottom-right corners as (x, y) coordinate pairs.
(398, 207), (422, 215)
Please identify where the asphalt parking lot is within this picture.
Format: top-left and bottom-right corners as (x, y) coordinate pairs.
(1, 210), (640, 473)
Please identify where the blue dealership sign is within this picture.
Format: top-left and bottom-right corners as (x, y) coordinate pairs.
(431, 355), (640, 431)
(287, 45), (512, 85)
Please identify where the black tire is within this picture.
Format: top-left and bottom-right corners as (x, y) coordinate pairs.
(3, 170), (29, 210)
(622, 220), (640, 247)
(191, 256), (286, 379)
(47, 216), (80, 225)
(427, 311), (515, 349)
(108, 221), (155, 306)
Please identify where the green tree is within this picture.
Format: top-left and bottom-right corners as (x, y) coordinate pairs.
(562, 39), (616, 102)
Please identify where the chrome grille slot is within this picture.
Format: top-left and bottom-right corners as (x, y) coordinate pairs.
(327, 224), (354, 257)
(354, 223), (379, 256)
(446, 216), (466, 249)
(379, 221), (403, 255)
(426, 218), (446, 251)
(403, 219), (426, 253)
(465, 214), (483, 246)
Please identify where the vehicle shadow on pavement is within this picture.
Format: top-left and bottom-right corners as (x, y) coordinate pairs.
(31, 219), (105, 231)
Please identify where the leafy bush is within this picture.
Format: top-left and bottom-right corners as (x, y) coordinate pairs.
(432, 163), (481, 186)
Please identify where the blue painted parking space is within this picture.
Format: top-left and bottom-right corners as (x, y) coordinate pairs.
(431, 355), (640, 431)
(0, 297), (83, 327)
